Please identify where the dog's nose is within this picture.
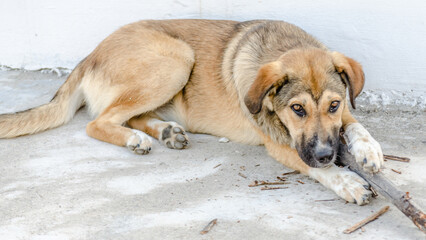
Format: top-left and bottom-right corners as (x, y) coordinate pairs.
(314, 147), (333, 163)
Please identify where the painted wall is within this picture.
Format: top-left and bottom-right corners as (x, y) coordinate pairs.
(0, 0), (425, 91)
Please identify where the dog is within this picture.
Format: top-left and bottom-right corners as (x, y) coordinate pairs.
(0, 19), (384, 205)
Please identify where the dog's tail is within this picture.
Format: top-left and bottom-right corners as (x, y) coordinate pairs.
(0, 66), (85, 138)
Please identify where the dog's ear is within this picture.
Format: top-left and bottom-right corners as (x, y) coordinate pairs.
(331, 52), (365, 109)
(244, 61), (286, 114)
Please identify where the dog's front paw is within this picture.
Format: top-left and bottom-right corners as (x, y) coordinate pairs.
(332, 170), (372, 205)
(127, 130), (153, 155)
(344, 123), (384, 173)
(310, 165), (372, 205)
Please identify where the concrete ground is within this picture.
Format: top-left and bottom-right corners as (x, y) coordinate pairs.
(0, 70), (425, 240)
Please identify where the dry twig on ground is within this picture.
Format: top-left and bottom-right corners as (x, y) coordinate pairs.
(200, 219), (218, 235)
(238, 172), (247, 179)
(213, 164), (221, 169)
(260, 186), (288, 190)
(343, 206), (390, 234)
(248, 180), (289, 187)
(314, 199), (338, 202)
(282, 170), (300, 176)
(276, 176), (287, 181)
(384, 154), (410, 162)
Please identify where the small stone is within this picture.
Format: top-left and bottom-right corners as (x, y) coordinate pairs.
(218, 137), (230, 143)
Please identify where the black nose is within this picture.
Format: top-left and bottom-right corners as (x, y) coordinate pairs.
(315, 147), (334, 163)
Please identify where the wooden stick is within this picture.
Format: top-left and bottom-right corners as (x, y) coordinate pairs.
(391, 168), (402, 174)
(339, 144), (426, 234)
(343, 206), (390, 234)
(200, 219), (217, 235)
(384, 154), (410, 162)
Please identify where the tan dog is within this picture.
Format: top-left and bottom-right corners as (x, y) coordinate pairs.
(0, 19), (384, 205)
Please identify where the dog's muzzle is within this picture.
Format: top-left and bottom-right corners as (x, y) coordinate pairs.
(296, 135), (338, 168)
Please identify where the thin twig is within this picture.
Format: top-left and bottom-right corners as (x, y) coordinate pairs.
(248, 180), (289, 187)
(260, 186), (288, 190)
(384, 154), (410, 162)
(343, 206), (390, 234)
(282, 170), (300, 176)
(297, 180), (305, 184)
(391, 168), (402, 174)
(213, 164), (222, 169)
(276, 176), (287, 181)
(200, 219), (218, 235)
(314, 198), (338, 202)
(238, 172), (247, 179)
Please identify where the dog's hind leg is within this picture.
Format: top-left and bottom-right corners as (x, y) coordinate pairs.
(86, 98), (155, 154)
(81, 26), (195, 154)
(85, 58), (193, 155)
(85, 57), (194, 154)
(86, 78), (190, 154)
(128, 115), (189, 149)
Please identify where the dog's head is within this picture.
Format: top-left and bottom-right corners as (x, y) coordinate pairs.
(244, 48), (364, 168)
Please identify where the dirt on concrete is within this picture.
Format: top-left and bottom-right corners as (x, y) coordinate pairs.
(0, 70), (425, 240)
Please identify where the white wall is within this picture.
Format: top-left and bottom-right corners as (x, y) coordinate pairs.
(0, 0), (425, 91)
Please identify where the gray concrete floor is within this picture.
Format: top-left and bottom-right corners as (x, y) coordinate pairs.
(0, 70), (425, 240)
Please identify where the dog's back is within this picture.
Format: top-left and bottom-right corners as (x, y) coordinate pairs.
(0, 19), (324, 144)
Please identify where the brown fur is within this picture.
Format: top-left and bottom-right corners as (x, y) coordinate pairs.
(245, 61), (286, 114)
(332, 51), (365, 108)
(0, 19), (366, 184)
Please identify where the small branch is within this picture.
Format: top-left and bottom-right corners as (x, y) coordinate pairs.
(384, 154), (410, 162)
(213, 164), (221, 169)
(248, 180), (289, 187)
(391, 168), (402, 174)
(343, 206), (390, 234)
(297, 180), (305, 184)
(276, 176), (287, 181)
(238, 172), (247, 179)
(200, 219), (218, 235)
(315, 198), (338, 202)
(282, 170), (300, 176)
(261, 186), (288, 190)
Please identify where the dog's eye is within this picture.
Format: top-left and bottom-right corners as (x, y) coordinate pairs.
(329, 101), (340, 113)
(291, 104), (306, 117)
